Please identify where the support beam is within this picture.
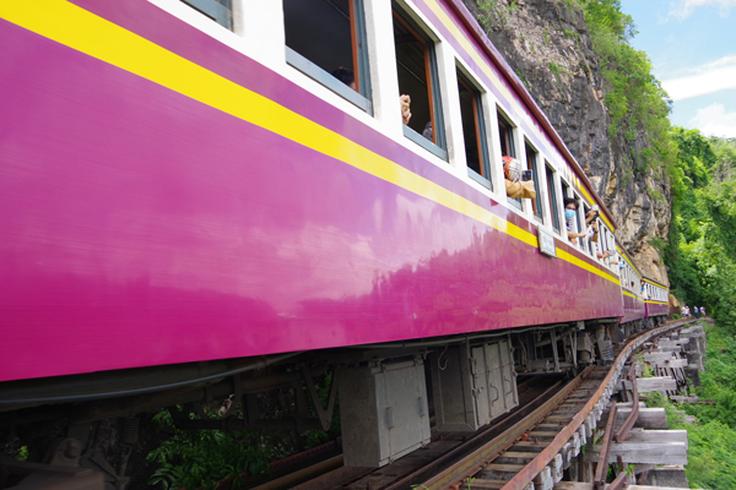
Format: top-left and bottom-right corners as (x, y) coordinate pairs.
(621, 376), (677, 393)
(589, 430), (688, 465)
(615, 407), (668, 429)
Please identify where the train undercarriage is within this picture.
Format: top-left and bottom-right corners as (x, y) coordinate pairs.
(0, 317), (663, 489)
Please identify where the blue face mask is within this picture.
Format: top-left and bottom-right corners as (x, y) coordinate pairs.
(565, 209), (576, 220)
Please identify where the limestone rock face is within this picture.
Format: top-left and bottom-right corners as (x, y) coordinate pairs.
(462, 0), (670, 282)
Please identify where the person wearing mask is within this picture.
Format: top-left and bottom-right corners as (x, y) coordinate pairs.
(563, 197), (585, 243)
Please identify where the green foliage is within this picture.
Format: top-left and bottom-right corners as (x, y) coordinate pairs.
(575, 0), (676, 174)
(643, 326), (736, 489)
(665, 130), (736, 331)
(547, 61), (562, 78)
(146, 408), (289, 490)
(15, 445), (28, 461)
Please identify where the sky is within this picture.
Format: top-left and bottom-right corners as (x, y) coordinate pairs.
(620, 0), (736, 138)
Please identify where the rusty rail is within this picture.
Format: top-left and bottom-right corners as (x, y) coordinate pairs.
(608, 470), (629, 489)
(383, 380), (565, 490)
(497, 318), (694, 490)
(593, 402), (617, 490)
(420, 367), (592, 489)
(615, 365), (639, 443)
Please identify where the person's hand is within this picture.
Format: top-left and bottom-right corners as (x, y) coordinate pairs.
(400, 94), (412, 125)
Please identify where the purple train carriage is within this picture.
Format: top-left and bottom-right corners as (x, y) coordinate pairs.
(0, 0), (670, 482)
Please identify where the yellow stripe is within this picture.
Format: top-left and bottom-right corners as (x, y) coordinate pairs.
(622, 290), (640, 300)
(555, 248), (620, 285)
(424, 0), (616, 233)
(423, 1), (515, 105)
(645, 300), (668, 305)
(642, 277), (667, 289)
(0, 1), (623, 285)
(615, 246), (638, 273)
(574, 180), (615, 231)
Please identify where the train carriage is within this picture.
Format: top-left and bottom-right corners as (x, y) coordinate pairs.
(0, 0), (670, 481)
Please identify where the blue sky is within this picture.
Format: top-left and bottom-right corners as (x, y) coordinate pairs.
(620, 0), (736, 137)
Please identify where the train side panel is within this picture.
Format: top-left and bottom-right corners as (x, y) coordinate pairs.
(0, 1), (623, 382)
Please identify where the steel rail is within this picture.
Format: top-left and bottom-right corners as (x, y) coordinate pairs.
(383, 379), (565, 490)
(419, 366), (593, 489)
(499, 319), (693, 490)
(615, 365), (639, 443)
(593, 402), (617, 490)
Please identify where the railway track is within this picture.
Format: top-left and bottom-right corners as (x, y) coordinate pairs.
(419, 318), (693, 490)
(270, 318), (693, 490)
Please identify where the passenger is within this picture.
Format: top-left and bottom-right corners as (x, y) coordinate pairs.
(422, 121), (433, 140)
(331, 67), (356, 90)
(502, 156), (536, 200)
(701, 306), (707, 317)
(693, 306), (700, 318)
(400, 94), (412, 125)
(563, 197), (585, 243)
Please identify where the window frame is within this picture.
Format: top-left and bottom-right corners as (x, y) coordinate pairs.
(181, 0), (233, 29)
(284, 0), (373, 113)
(524, 139), (544, 223)
(496, 109), (522, 210)
(545, 163), (561, 233)
(456, 65), (492, 188)
(392, 4), (447, 160)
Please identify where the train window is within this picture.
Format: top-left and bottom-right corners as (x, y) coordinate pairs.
(582, 203), (593, 255)
(524, 141), (543, 221)
(560, 180), (574, 240)
(284, 0), (371, 112)
(393, 4), (446, 159)
(497, 111), (516, 158)
(497, 112), (522, 209)
(181, 0), (232, 29)
(545, 164), (560, 232)
(457, 67), (491, 186)
(574, 195), (584, 250)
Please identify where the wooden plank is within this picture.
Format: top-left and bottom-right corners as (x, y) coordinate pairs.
(614, 407), (668, 429)
(628, 486), (698, 490)
(461, 478), (507, 489)
(590, 441), (687, 465)
(621, 376), (677, 393)
(627, 429), (687, 444)
(553, 483), (593, 490)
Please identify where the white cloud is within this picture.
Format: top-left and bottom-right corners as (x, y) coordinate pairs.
(689, 103), (736, 137)
(668, 0), (736, 19)
(662, 54), (736, 101)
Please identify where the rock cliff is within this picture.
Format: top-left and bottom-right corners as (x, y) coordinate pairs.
(463, 0), (670, 282)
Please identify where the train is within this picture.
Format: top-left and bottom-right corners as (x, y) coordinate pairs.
(0, 0), (670, 487)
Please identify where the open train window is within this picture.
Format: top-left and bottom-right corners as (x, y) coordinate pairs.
(497, 111), (523, 209)
(393, 3), (446, 159)
(582, 202), (592, 255)
(181, 0), (232, 29)
(545, 164), (560, 232)
(560, 179), (578, 240)
(497, 111), (516, 158)
(457, 67), (490, 186)
(524, 141), (543, 222)
(574, 194), (584, 250)
(284, 0), (371, 112)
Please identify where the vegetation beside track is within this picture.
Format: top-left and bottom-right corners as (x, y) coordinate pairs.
(646, 323), (736, 489)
